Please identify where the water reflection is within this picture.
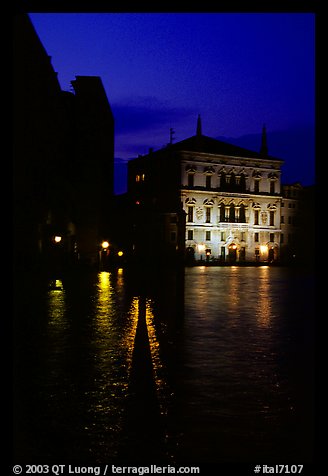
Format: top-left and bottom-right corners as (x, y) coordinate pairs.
(87, 271), (132, 459)
(174, 266), (314, 462)
(226, 266), (241, 323)
(256, 266), (272, 328)
(46, 279), (70, 377)
(14, 266), (314, 464)
(48, 279), (66, 324)
(124, 296), (139, 374)
(120, 293), (167, 462)
(145, 299), (169, 415)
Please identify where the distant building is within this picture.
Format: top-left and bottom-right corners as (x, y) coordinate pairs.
(280, 183), (314, 265)
(126, 117), (299, 265)
(13, 14), (114, 272)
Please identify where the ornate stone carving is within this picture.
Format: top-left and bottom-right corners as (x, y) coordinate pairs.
(196, 207), (203, 220)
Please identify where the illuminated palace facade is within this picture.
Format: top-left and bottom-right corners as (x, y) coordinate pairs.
(127, 117), (291, 264)
(181, 129), (283, 263)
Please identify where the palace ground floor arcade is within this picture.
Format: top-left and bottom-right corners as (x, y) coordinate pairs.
(185, 223), (280, 264)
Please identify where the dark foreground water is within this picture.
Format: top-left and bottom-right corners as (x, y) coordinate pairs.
(13, 265), (315, 465)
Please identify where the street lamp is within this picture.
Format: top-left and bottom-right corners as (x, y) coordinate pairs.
(54, 236), (62, 244)
(99, 241), (110, 269)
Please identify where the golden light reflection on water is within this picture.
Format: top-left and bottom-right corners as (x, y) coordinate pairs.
(124, 296), (139, 372)
(88, 272), (131, 442)
(256, 267), (272, 328)
(47, 279), (68, 328)
(227, 267), (240, 309)
(116, 268), (124, 287)
(123, 296), (168, 413)
(145, 299), (167, 399)
(97, 271), (113, 315)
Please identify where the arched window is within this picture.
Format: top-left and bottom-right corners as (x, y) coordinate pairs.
(219, 203), (225, 222)
(229, 204), (235, 222)
(220, 172), (226, 190)
(187, 206), (194, 222)
(239, 204), (246, 223)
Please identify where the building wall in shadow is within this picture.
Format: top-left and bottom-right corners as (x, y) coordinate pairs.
(13, 14), (114, 273)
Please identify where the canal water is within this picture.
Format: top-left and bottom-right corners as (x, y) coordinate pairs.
(13, 265), (315, 465)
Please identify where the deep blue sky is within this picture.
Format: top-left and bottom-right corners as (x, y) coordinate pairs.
(28, 13), (315, 194)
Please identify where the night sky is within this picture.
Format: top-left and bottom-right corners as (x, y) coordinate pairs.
(28, 12), (315, 194)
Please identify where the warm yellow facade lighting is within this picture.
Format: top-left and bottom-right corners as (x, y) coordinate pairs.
(260, 244), (268, 254)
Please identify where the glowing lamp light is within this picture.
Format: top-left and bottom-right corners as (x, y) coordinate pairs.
(260, 244), (268, 254)
(54, 236), (62, 243)
(101, 241), (109, 249)
(197, 244), (206, 253)
(117, 251), (124, 257)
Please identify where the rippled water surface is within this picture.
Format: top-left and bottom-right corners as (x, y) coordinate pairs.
(14, 266), (315, 464)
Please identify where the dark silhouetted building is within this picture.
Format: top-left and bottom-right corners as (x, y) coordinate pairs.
(13, 14), (114, 272)
(280, 183), (315, 265)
